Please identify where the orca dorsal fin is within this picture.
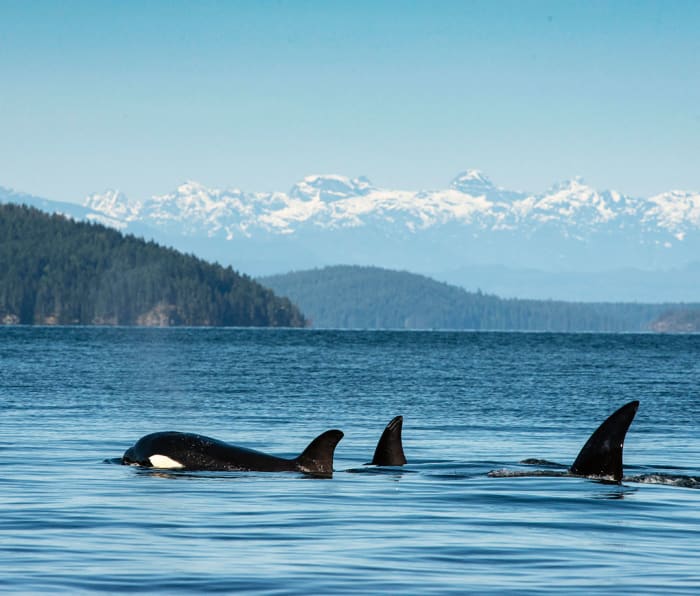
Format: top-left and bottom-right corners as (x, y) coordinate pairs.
(570, 400), (639, 482)
(371, 416), (407, 466)
(295, 429), (344, 478)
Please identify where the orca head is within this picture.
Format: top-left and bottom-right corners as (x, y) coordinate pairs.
(122, 432), (189, 469)
(122, 446), (147, 467)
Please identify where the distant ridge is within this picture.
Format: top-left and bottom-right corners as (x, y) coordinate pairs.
(0, 203), (305, 327)
(260, 265), (681, 332)
(650, 308), (700, 333)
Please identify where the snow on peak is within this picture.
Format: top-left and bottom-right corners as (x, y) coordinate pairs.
(176, 180), (215, 195)
(84, 189), (142, 221)
(289, 174), (374, 202)
(450, 170), (495, 194)
(77, 170), (700, 243)
(549, 177), (588, 193)
(645, 190), (700, 231)
(510, 177), (623, 224)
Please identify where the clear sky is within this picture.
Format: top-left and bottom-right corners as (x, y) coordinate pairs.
(1, 0), (699, 203)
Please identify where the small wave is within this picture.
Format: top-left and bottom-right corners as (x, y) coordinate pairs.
(487, 469), (568, 478)
(626, 473), (700, 489)
(344, 466), (414, 476)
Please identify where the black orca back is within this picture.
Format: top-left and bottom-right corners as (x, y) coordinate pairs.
(123, 429), (344, 477)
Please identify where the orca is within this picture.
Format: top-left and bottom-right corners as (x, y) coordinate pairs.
(369, 415), (407, 466)
(489, 400), (639, 483)
(122, 429), (344, 478)
(568, 400), (639, 481)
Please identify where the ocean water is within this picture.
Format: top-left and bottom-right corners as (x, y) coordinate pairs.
(1, 327), (699, 594)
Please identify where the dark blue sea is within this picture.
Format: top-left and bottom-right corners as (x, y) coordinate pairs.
(1, 328), (699, 594)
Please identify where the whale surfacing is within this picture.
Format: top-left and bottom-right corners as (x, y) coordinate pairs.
(122, 429), (344, 478)
(489, 400), (640, 483)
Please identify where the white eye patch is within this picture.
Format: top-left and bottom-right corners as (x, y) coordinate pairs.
(148, 454), (185, 469)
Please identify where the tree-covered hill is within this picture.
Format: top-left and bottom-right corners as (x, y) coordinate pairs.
(650, 308), (700, 333)
(260, 265), (683, 332)
(0, 203), (305, 327)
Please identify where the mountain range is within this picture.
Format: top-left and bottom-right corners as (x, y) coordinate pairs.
(2, 170), (699, 302)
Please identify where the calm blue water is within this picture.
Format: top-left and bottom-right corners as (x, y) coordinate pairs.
(1, 328), (700, 594)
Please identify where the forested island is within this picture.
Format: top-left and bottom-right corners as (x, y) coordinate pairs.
(0, 204), (306, 327)
(650, 308), (700, 333)
(261, 265), (696, 332)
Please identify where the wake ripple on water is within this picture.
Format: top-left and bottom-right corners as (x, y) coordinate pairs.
(487, 469), (570, 479)
(627, 473), (700, 489)
(488, 467), (700, 489)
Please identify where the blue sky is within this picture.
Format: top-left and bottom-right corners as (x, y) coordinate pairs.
(1, 0), (698, 203)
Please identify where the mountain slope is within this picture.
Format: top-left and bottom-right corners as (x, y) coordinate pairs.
(0, 203), (305, 327)
(260, 266), (675, 331)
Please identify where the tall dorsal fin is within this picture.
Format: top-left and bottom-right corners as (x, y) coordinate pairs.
(570, 400), (639, 482)
(295, 429), (344, 478)
(371, 416), (407, 466)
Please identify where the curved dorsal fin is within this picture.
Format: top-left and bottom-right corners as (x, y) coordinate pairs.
(570, 400), (639, 482)
(295, 429), (344, 477)
(371, 416), (407, 466)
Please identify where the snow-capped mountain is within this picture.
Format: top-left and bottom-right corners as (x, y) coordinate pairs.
(81, 170), (699, 244)
(643, 190), (700, 239)
(84, 189), (142, 223)
(3, 171), (700, 292)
